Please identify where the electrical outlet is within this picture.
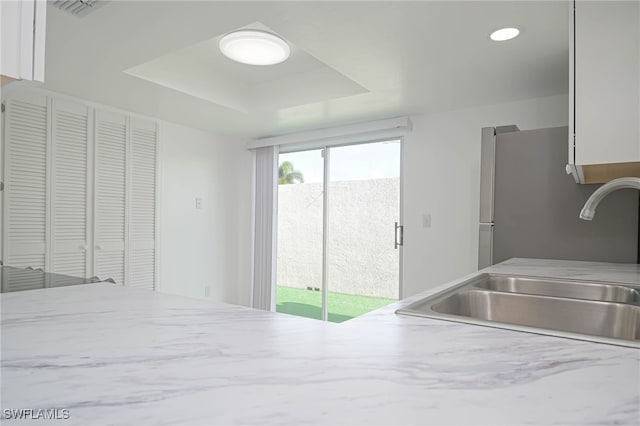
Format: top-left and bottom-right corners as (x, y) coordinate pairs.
(195, 197), (203, 209)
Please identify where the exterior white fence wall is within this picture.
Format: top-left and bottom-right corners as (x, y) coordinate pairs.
(277, 178), (399, 299)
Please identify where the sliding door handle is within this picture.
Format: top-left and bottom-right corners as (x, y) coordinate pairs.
(394, 222), (404, 249)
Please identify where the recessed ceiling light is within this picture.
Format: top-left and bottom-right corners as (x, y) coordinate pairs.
(219, 30), (290, 66)
(490, 27), (520, 42)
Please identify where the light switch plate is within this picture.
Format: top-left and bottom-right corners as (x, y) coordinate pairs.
(195, 197), (203, 209)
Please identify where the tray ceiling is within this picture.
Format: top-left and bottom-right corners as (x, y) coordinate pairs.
(124, 22), (367, 113)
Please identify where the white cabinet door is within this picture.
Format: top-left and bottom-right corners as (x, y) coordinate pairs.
(0, 0), (46, 82)
(128, 118), (157, 290)
(572, 1), (640, 168)
(2, 93), (49, 290)
(1, 1), (23, 80)
(94, 109), (128, 285)
(50, 98), (91, 286)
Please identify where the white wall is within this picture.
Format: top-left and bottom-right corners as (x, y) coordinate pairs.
(402, 94), (569, 298)
(158, 122), (252, 306)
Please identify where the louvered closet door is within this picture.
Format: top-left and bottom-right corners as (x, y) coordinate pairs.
(94, 110), (127, 285)
(2, 93), (49, 291)
(128, 118), (157, 289)
(50, 99), (91, 286)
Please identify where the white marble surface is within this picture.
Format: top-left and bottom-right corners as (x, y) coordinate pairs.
(2, 258), (639, 425)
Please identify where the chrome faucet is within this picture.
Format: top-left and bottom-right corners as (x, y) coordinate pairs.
(580, 177), (640, 220)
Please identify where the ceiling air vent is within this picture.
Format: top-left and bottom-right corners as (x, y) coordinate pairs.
(51, 0), (105, 17)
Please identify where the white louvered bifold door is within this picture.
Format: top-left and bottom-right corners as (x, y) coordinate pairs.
(128, 118), (157, 290)
(50, 99), (91, 286)
(94, 109), (127, 285)
(2, 93), (49, 291)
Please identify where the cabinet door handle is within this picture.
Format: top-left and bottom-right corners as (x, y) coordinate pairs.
(96, 245), (103, 250)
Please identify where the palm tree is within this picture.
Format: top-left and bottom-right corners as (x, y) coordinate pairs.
(278, 161), (304, 184)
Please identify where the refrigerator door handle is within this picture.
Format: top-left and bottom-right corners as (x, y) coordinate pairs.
(478, 223), (494, 270)
(479, 127), (496, 224)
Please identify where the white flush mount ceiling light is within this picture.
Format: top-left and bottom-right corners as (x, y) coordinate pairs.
(219, 30), (290, 65)
(490, 27), (520, 42)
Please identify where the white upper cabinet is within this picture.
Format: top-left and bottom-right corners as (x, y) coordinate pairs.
(1, 0), (46, 84)
(569, 0), (640, 183)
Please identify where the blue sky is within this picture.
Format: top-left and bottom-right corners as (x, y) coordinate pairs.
(279, 140), (401, 183)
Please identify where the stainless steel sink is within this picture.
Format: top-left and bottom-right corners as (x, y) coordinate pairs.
(474, 275), (640, 305)
(396, 274), (640, 348)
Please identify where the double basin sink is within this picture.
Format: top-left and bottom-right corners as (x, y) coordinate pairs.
(396, 274), (640, 348)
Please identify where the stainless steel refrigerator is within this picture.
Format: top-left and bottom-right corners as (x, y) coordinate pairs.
(478, 126), (638, 269)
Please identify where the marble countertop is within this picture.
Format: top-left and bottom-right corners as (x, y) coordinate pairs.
(2, 258), (639, 425)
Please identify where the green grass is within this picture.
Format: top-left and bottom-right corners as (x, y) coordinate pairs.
(276, 286), (396, 323)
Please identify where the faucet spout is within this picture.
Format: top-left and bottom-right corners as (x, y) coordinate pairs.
(580, 177), (640, 220)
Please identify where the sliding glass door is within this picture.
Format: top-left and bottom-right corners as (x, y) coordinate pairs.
(326, 141), (401, 321)
(276, 140), (402, 323)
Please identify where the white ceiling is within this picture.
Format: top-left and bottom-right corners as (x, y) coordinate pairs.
(124, 21), (368, 113)
(41, 1), (570, 139)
